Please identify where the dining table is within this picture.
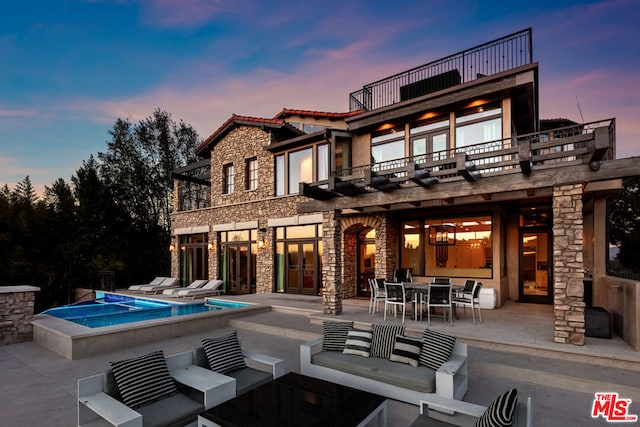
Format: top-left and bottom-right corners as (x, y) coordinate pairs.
(403, 282), (464, 321)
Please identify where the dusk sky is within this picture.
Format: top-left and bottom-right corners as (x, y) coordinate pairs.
(1, 0), (639, 193)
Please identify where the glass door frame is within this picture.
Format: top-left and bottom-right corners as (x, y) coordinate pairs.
(357, 227), (376, 298)
(285, 240), (318, 296)
(518, 227), (553, 304)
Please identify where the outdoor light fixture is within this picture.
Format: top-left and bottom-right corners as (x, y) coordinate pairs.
(257, 238), (267, 249)
(429, 223), (456, 268)
(169, 244), (176, 252)
(207, 242), (214, 251)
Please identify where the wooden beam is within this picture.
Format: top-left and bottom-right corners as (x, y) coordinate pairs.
(526, 188), (535, 197)
(297, 157), (640, 214)
(481, 193), (491, 201)
(456, 153), (480, 182)
(300, 182), (335, 200)
(443, 197), (454, 204)
(329, 176), (364, 197)
(408, 161), (438, 188)
(589, 127), (610, 165)
(364, 169), (400, 191)
(519, 140), (532, 174)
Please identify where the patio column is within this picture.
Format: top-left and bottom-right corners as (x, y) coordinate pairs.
(322, 210), (343, 315)
(553, 184), (585, 345)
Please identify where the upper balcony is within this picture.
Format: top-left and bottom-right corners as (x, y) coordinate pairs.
(300, 119), (615, 203)
(349, 28), (533, 112)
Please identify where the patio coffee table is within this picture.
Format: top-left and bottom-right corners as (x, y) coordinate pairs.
(198, 372), (387, 427)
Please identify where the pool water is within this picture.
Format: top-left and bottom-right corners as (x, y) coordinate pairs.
(41, 292), (248, 328)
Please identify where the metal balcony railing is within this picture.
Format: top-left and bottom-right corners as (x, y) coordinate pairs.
(349, 28), (533, 112)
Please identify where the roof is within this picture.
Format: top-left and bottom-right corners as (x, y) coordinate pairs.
(273, 108), (364, 120)
(195, 114), (304, 156)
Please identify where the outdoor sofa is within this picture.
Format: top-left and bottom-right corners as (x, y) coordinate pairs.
(411, 390), (533, 426)
(78, 331), (285, 427)
(300, 322), (468, 410)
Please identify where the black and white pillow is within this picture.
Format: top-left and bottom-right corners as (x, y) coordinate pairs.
(110, 350), (178, 409)
(322, 321), (354, 351)
(342, 328), (372, 357)
(419, 328), (457, 370)
(370, 324), (406, 359)
(389, 335), (422, 366)
(201, 330), (246, 374)
(475, 388), (518, 427)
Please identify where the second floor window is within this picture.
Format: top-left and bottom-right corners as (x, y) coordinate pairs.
(223, 163), (234, 194)
(455, 103), (502, 149)
(245, 157), (258, 191)
(371, 127), (405, 169)
(275, 144), (329, 196)
(410, 118), (449, 162)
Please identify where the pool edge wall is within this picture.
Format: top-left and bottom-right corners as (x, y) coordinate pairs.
(32, 304), (270, 360)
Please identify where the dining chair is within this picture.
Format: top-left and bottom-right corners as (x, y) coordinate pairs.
(453, 281), (483, 324)
(427, 282), (453, 326)
(368, 278), (386, 315)
(392, 268), (413, 283)
(383, 282), (408, 323)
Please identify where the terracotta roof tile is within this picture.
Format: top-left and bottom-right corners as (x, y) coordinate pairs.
(273, 108), (364, 120)
(195, 114), (303, 155)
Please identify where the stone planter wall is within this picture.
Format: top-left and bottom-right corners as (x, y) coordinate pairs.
(0, 286), (40, 345)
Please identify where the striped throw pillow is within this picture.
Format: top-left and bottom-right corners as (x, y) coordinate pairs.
(202, 330), (246, 374)
(370, 324), (406, 359)
(419, 328), (457, 370)
(322, 321), (354, 351)
(110, 350), (178, 409)
(390, 335), (422, 366)
(476, 388), (518, 427)
(342, 328), (372, 357)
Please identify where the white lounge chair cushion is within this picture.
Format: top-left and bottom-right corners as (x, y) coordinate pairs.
(390, 334), (422, 367)
(342, 328), (372, 357)
(370, 324), (405, 359)
(419, 328), (456, 370)
(110, 350), (177, 409)
(201, 330), (246, 374)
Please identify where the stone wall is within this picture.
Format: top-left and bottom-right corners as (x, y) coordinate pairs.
(322, 210), (343, 314)
(553, 184), (585, 345)
(0, 286), (39, 344)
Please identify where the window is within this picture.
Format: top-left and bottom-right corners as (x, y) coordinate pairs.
(400, 215), (493, 279)
(275, 144), (329, 196)
(245, 157), (258, 191)
(371, 127), (405, 167)
(275, 155), (285, 196)
(289, 148), (313, 194)
(455, 104), (502, 148)
(335, 136), (351, 172)
(223, 163), (234, 194)
(317, 144), (328, 181)
(410, 118), (449, 162)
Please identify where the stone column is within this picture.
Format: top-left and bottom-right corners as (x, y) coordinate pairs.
(0, 286), (40, 344)
(322, 210), (342, 315)
(553, 184), (585, 345)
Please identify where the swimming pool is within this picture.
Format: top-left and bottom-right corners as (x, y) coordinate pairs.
(41, 292), (250, 328)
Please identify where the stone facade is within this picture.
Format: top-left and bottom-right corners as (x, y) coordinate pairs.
(322, 210), (342, 314)
(0, 286), (39, 344)
(553, 184), (586, 345)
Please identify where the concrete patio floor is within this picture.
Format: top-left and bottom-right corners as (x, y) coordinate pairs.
(2, 292), (640, 426)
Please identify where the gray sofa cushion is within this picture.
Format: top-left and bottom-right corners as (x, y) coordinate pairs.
(311, 351), (436, 393)
(136, 392), (204, 427)
(226, 366), (273, 395)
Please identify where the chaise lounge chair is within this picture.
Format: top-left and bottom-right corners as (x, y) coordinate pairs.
(162, 279), (208, 297)
(176, 279), (224, 298)
(138, 277), (179, 294)
(128, 276), (166, 292)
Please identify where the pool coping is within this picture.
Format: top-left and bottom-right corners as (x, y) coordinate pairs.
(32, 296), (270, 359)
